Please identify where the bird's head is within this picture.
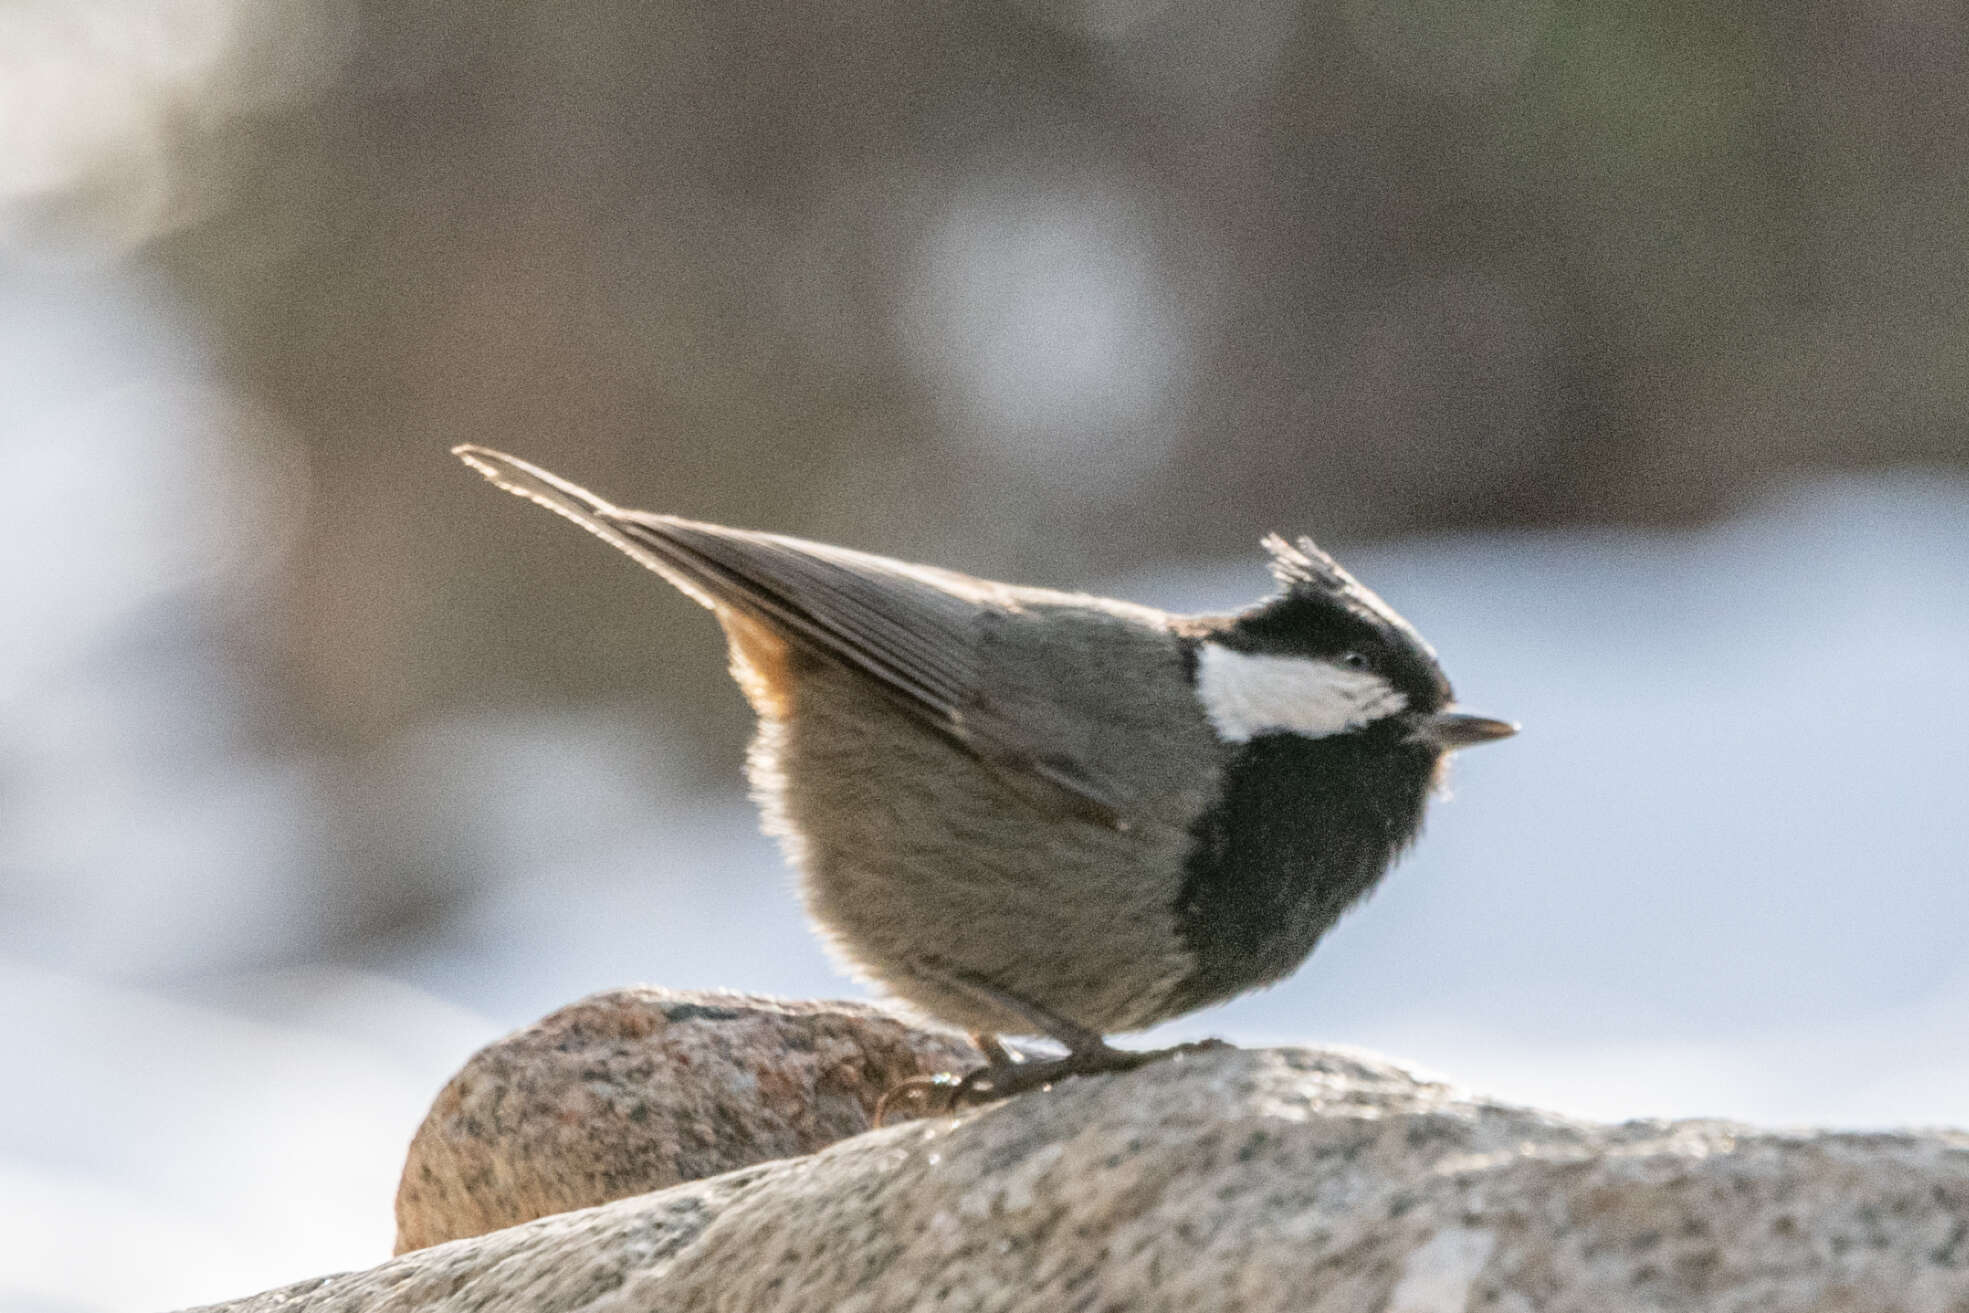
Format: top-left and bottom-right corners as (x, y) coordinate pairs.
(1189, 534), (1516, 754)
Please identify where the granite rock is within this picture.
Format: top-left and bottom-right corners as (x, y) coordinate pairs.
(201, 1031), (1968, 1313)
(393, 987), (979, 1252)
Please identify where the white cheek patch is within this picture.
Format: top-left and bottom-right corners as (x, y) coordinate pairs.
(1194, 641), (1408, 743)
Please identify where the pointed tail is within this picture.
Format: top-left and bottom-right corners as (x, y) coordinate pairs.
(452, 445), (727, 612)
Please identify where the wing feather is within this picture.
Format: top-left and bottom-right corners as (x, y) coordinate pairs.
(610, 514), (984, 716)
(456, 446), (1124, 817)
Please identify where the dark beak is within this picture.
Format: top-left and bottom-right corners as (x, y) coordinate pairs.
(1415, 711), (1519, 750)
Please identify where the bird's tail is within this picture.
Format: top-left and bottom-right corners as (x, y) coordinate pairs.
(451, 444), (727, 612)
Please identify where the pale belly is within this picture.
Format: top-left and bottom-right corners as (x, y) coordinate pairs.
(747, 666), (1217, 1039)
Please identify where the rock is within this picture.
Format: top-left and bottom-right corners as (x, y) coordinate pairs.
(392, 988), (980, 1253)
(202, 1038), (1968, 1313)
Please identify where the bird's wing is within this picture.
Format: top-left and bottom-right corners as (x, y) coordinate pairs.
(456, 445), (1127, 819)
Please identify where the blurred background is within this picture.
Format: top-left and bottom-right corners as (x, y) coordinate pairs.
(3, 0), (1968, 1306)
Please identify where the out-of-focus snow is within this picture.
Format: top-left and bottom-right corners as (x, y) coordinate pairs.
(0, 960), (492, 1313)
(372, 472), (1969, 1136)
(3, 262), (1966, 1310)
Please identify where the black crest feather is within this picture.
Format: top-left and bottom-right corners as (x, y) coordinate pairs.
(1260, 533), (1363, 596)
(1255, 532), (1440, 674)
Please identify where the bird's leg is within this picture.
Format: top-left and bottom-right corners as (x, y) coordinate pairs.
(972, 1032), (1016, 1066)
(874, 966), (1230, 1123)
(938, 971), (1227, 1103)
(937, 969), (1106, 1053)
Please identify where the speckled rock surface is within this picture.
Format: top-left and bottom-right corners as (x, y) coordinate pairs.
(206, 1042), (1968, 1313)
(393, 987), (979, 1253)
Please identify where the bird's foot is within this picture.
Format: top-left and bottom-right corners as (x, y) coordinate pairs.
(948, 1038), (1231, 1104)
(875, 1038), (1230, 1125)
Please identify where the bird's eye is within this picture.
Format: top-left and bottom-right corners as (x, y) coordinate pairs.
(1340, 651), (1369, 670)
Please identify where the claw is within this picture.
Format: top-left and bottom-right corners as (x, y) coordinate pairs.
(874, 1038), (1232, 1124)
(874, 1071), (961, 1127)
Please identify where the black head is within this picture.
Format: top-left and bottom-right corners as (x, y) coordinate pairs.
(1180, 535), (1514, 752)
(1164, 535), (1515, 1016)
(1233, 534), (1453, 715)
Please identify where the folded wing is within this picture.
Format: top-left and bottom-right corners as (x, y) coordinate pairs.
(456, 445), (1126, 819)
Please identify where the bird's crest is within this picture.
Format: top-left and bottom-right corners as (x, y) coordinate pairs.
(1261, 533), (1363, 597)
(1259, 533), (1429, 652)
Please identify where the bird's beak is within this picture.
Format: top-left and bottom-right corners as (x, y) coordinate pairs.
(1414, 711), (1519, 750)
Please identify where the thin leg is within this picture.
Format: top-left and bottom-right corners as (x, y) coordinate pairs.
(873, 964), (1231, 1122)
(972, 1032), (1015, 1067)
(933, 969), (1104, 1053)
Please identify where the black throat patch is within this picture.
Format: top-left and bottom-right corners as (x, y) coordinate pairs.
(1167, 721), (1439, 1015)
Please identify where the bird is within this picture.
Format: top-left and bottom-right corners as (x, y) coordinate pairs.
(454, 445), (1516, 1108)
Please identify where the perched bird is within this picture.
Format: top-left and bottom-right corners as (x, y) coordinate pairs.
(455, 446), (1516, 1105)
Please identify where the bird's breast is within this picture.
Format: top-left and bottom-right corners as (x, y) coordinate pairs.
(1164, 727), (1437, 1015)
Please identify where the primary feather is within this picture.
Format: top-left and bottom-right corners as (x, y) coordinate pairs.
(455, 445), (1131, 816)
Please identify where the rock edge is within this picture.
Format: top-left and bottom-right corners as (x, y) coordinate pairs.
(193, 997), (1969, 1313)
(394, 987), (979, 1252)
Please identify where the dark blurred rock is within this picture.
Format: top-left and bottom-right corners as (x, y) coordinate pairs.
(392, 987), (978, 1253)
(199, 1032), (1967, 1312)
(131, 0), (1969, 778)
